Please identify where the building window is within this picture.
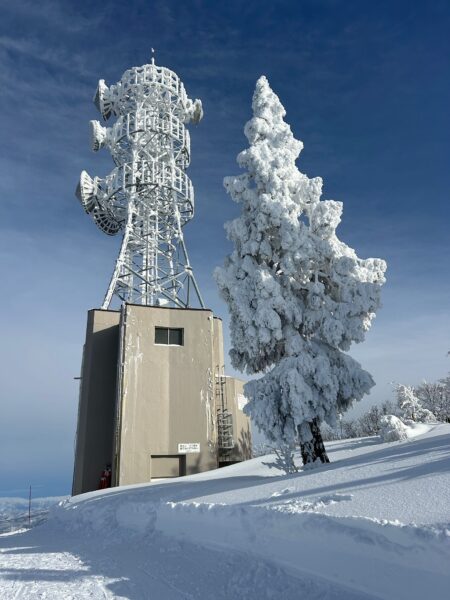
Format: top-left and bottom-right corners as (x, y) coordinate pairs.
(155, 327), (184, 346)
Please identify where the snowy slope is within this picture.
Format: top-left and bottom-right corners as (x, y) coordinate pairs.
(0, 497), (66, 534)
(1, 424), (449, 599)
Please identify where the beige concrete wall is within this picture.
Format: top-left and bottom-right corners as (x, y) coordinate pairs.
(116, 305), (218, 485)
(224, 377), (253, 463)
(72, 310), (120, 495)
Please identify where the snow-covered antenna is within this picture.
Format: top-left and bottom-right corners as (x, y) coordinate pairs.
(151, 47), (155, 65)
(76, 58), (205, 309)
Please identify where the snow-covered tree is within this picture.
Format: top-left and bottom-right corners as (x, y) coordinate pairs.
(415, 378), (450, 422)
(215, 77), (386, 465)
(395, 384), (435, 423)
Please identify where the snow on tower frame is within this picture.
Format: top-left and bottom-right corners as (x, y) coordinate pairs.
(76, 56), (205, 309)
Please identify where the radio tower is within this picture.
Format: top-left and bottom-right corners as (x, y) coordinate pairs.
(76, 54), (205, 309)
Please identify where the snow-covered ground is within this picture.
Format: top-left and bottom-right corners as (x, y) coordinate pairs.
(0, 497), (67, 534)
(1, 424), (449, 599)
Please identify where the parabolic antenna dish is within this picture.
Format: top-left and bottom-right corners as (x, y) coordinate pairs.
(92, 206), (121, 236)
(76, 170), (96, 213)
(90, 120), (107, 152)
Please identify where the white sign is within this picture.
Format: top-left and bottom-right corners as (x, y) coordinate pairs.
(237, 394), (248, 411)
(178, 443), (200, 454)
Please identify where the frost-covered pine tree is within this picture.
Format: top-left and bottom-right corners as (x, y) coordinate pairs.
(215, 77), (387, 465)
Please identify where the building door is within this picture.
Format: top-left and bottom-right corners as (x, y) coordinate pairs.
(150, 455), (186, 480)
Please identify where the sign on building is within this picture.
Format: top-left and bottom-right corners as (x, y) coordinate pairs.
(178, 443), (201, 454)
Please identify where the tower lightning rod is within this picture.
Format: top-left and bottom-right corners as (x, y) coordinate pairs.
(76, 56), (205, 309)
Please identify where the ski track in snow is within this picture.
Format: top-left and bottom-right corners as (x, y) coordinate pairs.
(1, 424), (449, 599)
(0, 527), (373, 600)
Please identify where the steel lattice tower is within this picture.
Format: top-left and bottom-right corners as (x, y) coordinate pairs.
(76, 57), (205, 309)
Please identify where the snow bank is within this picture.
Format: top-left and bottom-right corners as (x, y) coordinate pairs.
(159, 501), (449, 600)
(379, 414), (409, 441)
(379, 416), (434, 442)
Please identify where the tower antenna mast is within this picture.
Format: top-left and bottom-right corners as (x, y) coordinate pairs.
(76, 57), (205, 309)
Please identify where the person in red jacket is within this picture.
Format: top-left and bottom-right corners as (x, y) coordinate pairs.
(98, 465), (112, 489)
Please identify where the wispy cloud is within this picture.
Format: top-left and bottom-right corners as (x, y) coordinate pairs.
(0, 35), (97, 79)
(2, 0), (106, 34)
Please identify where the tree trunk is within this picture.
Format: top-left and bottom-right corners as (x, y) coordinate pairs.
(299, 418), (330, 465)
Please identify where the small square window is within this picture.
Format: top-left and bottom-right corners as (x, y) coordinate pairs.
(155, 327), (169, 344)
(155, 327), (184, 346)
(169, 328), (183, 346)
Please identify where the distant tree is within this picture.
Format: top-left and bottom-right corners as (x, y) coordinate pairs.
(396, 384), (435, 423)
(415, 379), (450, 422)
(215, 76), (386, 465)
(438, 375), (450, 422)
(342, 419), (359, 439)
(357, 405), (383, 436)
(380, 399), (398, 416)
(320, 421), (341, 441)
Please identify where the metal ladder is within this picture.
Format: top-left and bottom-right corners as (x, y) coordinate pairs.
(215, 367), (235, 454)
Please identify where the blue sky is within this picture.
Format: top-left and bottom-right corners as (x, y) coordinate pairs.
(1, 0), (449, 498)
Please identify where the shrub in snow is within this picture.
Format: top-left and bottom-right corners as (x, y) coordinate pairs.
(215, 76), (386, 465)
(379, 415), (409, 442)
(252, 442), (298, 474)
(396, 384), (436, 423)
(262, 444), (299, 474)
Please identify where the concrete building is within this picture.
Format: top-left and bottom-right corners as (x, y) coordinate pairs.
(72, 304), (252, 495)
